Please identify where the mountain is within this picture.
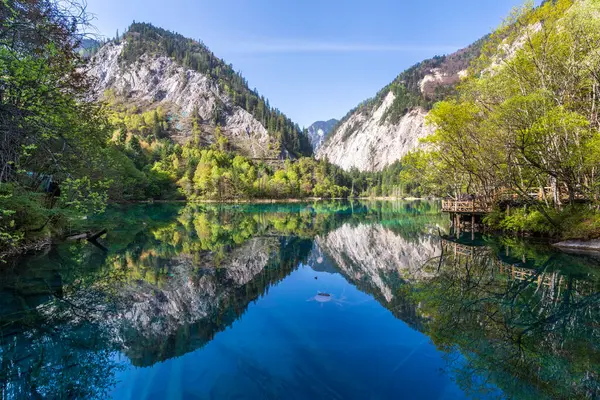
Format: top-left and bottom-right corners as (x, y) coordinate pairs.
(87, 23), (312, 159)
(317, 38), (487, 171)
(306, 119), (338, 151)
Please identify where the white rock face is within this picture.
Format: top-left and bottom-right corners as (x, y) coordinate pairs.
(87, 42), (273, 157)
(306, 119), (338, 151)
(419, 68), (444, 93)
(317, 223), (441, 303)
(317, 91), (434, 171)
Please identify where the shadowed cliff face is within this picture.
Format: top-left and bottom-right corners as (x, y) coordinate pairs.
(307, 119), (338, 151)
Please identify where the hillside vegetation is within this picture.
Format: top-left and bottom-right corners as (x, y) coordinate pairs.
(400, 0), (600, 238)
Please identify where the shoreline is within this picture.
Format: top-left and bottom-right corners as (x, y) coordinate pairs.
(1, 237), (51, 260)
(8, 198), (600, 259)
(1, 198), (431, 258)
(114, 196), (436, 204)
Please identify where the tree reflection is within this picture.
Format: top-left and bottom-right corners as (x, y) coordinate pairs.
(413, 239), (600, 399)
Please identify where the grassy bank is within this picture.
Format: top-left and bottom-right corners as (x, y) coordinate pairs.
(483, 204), (600, 241)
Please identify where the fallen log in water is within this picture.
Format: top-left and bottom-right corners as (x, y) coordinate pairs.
(66, 232), (90, 241)
(87, 229), (107, 242)
(66, 229), (107, 242)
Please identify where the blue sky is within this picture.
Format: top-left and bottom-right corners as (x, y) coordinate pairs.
(85, 0), (533, 127)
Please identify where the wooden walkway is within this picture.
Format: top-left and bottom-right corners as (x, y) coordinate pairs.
(441, 199), (492, 214)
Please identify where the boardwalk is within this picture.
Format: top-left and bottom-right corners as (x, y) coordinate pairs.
(441, 199), (492, 214)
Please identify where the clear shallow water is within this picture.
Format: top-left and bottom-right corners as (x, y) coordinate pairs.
(0, 201), (598, 399)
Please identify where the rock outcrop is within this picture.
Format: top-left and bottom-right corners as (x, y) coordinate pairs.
(317, 92), (433, 171)
(317, 37), (486, 171)
(306, 119), (338, 151)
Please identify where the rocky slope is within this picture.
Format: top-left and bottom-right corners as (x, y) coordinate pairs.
(318, 1), (561, 172)
(87, 23), (312, 158)
(317, 94), (433, 171)
(306, 119), (338, 151)
(317, 40), (485, 171)
(88, 42), (275, 158)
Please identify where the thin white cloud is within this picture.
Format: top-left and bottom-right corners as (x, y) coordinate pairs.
(230, 40), (460, 54)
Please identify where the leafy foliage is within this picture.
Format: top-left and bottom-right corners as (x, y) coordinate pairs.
(0, 1), (165, 251)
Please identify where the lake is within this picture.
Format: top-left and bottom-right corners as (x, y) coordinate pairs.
(0, 201), (598, 399)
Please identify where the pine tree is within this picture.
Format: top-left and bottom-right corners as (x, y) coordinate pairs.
(152, 111), (162, 139)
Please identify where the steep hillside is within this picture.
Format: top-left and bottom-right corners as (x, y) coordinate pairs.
(88, 23), (311, 159)
(306, 119), (338, 151)
(317, 38), (486, 171)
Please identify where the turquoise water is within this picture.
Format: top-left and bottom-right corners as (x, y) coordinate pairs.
(0, 201), (598, 399)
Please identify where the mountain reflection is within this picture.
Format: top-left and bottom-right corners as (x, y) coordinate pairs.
(0, 201), (598, 399)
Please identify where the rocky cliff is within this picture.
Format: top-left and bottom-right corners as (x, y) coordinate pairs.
(317, 93), (433, 171)
(86, 23), (312, 158)
(88, 41), (276, 158)
(306, 119), (338, 151)
(317, 39), (486, 171)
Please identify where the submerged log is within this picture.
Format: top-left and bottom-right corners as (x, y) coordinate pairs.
(66, 232), (90, 241)
(86, 229), (107, 242)
(66, 229), (107, 242)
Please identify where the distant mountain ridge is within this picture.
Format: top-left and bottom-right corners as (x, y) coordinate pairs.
(306, 119), (338, 151)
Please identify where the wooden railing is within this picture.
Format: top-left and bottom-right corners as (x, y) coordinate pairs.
(441, 199), (492, 213)
(441, 240), (492, 258)
(441, 240), (594, 297)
